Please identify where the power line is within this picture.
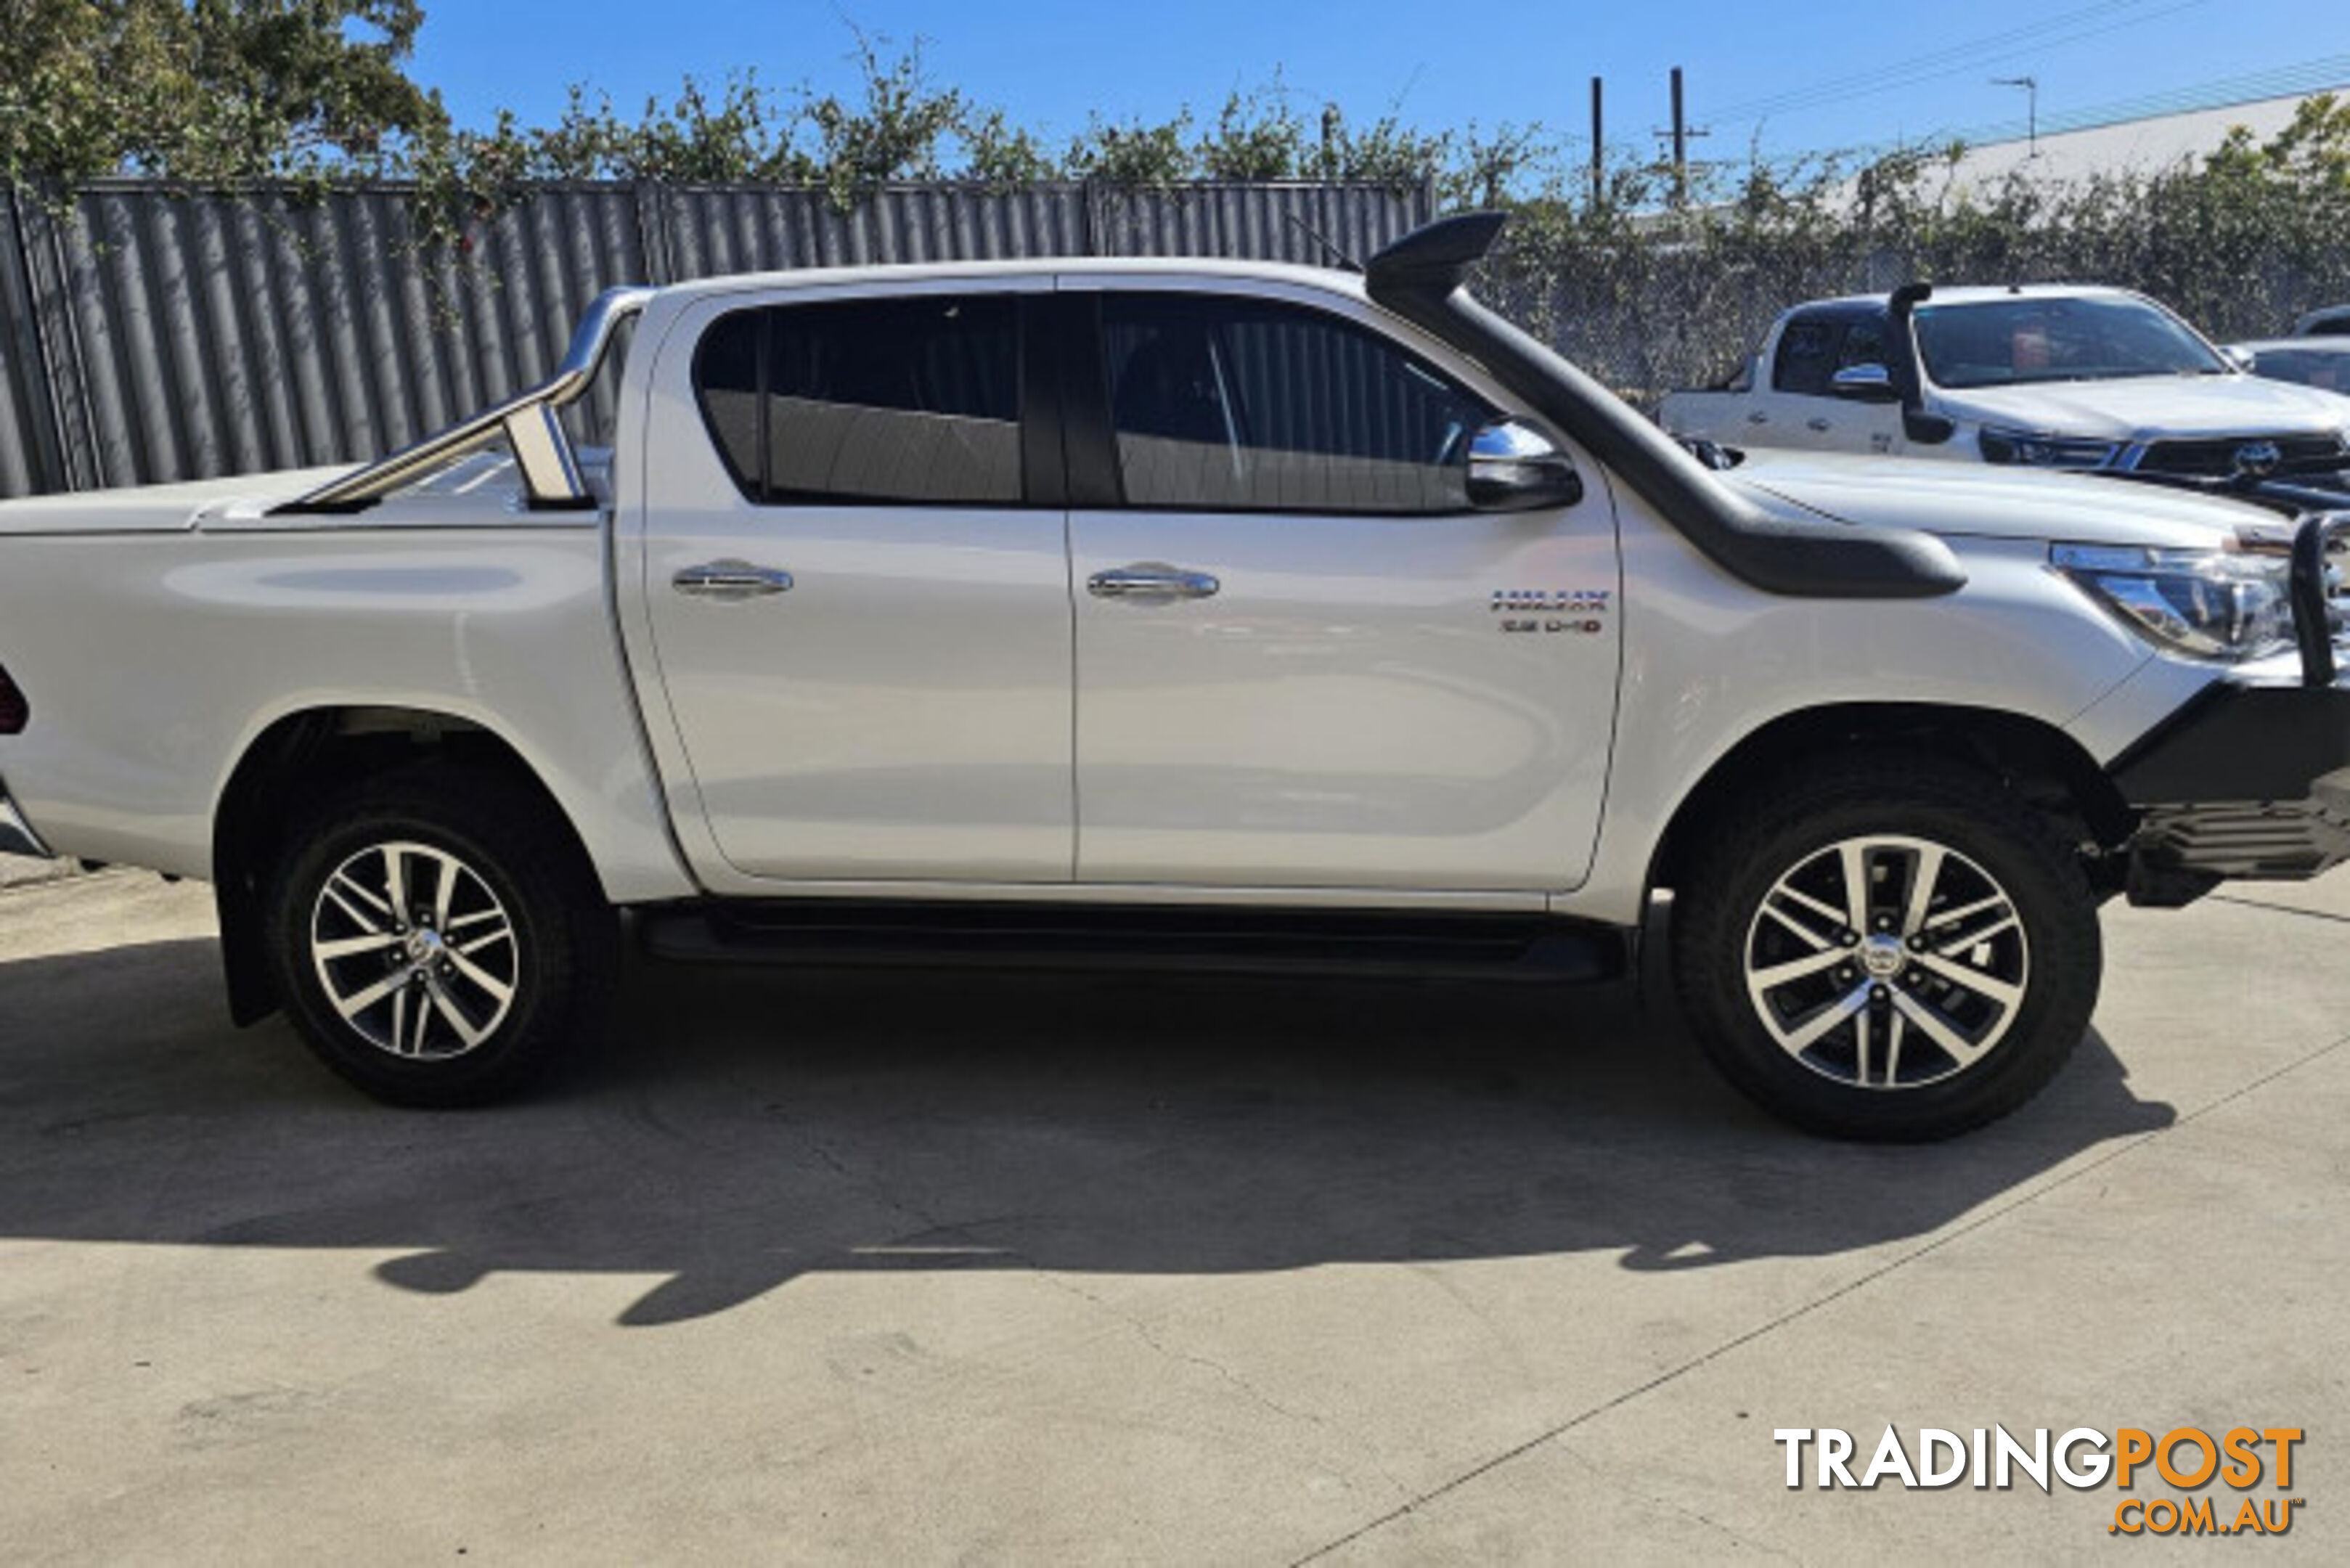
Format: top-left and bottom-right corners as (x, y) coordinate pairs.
(1612, 46), (2348, 179)
(1708, 0), (2213, 128)
(1946, 54), (2350, 148)
(1814, 56), (2350, 162)
(1706, 0), (2146, 120)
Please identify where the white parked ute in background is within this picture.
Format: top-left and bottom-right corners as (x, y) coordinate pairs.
(1660, 284), (2350, 486)
(0, 214), (2344, 1140)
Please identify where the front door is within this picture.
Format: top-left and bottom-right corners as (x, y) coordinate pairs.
(1763, 310), (1908, 455)
(637, 281), (1074, 883)
(1064, 282), (1623, 891)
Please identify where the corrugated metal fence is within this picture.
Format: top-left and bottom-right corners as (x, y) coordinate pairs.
(0, 179), (1434, 499)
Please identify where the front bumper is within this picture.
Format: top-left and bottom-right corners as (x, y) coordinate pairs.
(2110, 511), (2350, 900)
(0, 777), (53, 859)
(2116, 711), (2350, 889)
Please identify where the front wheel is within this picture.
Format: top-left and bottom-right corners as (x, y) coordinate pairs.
(263, 767), (618, 1106)
(1673, 759), (2102, 1141)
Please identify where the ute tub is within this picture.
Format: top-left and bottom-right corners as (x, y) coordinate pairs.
(0, 469), (344, 536)
(0, 455), (605, 540)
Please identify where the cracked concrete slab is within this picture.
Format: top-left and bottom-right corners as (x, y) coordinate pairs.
(2214, 875), (2350, 924)
(1, 870), (2344, 1561)
(1320, 1031), (2350, 1563)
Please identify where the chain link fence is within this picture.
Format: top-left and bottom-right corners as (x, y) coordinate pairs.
(1482, 207), (2350, 414)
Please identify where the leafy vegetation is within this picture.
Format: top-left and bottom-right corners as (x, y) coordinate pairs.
(0, 0), (441, 186)
(1482, 94), (2350, 401)
(0, 10), (1497, 197)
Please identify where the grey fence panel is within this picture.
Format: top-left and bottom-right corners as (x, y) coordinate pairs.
(654, 184), (1095, 279)
(0, 193), (63, 497)
(25, 183), (655, 486)
(444, 183), (650, 448)
(53, 186), (403, 485)
(0, 179), (1426, 498)
(1088, 182), (1433, 264)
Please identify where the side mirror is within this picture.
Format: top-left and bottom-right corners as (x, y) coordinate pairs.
(1904, 409), (1957, 446)
(2222, 344), (2255, 371)
(1829, 363), (1903, 403)
(1467, 419), (1583, 512)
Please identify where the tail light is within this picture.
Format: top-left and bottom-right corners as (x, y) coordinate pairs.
(0, 663), (26, 734)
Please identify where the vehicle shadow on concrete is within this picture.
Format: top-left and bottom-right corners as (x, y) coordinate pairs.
(0, 935), (2176, 1326)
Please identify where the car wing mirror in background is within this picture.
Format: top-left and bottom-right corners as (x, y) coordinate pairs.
(1830, 363), (1904, 403)
(2221, 344), (2256, 370)
(1903, 409), (1958, 445)
(1467, 419), (1585, 511)
(1853, 352), (1958, 441)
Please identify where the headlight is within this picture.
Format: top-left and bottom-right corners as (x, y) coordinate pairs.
(1980, 427), (2120, 468)
(2052, 542), (2296, 660)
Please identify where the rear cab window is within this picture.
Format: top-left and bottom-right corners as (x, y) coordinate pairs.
(693, 294), (1024, 505)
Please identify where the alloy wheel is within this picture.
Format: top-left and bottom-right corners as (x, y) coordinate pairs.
(309, 840), (521, 1060)
(1741, 833), (2031, 1090)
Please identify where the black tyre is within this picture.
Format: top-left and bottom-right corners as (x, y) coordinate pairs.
(262, 765), (619, 1106)
(1673, 756), (2102, 1141)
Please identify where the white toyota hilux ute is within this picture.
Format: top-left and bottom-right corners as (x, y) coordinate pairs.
(0, 213), (2344, 1140)
(1660, 284), (2350, 486)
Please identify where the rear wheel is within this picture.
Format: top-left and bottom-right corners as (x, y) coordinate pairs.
(263, 767), (617, 1106)
(1673, 758), (2102, 1141)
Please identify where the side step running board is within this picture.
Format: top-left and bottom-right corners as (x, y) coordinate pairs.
(635, 900), (1628, 984)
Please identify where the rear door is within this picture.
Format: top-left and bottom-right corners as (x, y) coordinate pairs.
(635, 279), (1076, 883)
(1061, 280), (1623, 891)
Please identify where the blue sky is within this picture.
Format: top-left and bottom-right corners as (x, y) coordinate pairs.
(408, 0), (2346, 168)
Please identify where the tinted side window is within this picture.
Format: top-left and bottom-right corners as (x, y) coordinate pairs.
(1100, 294), (1493, 514)
(1772, 317), (1839, 396)
(696, 310), (764, 487)
(1838, 315), (1890, 370)
(692, 295), (1022, 505)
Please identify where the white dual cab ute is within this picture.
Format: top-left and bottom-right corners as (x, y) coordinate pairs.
(1660, 283), (2350, 486)
(0, 213), (2344, 1140)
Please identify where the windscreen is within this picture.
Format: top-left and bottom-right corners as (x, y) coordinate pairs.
(1913, 295), (2226, 389)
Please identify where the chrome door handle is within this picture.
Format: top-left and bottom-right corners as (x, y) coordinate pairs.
(1087, 563), (1221, 603)
(1746, 410), (1770, 424)
(1806, 417), (1833, 432)
(673, 560), (793, 600)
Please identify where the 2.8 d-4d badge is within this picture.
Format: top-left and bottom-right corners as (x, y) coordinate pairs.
(1492, 587), (1612, 634)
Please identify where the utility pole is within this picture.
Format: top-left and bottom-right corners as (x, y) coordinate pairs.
(1653, 67), (1708, 207)
(1589, 75), (1604, 210)
(1994, 75), (2039, 155)
(1672, 65), (1686, 194)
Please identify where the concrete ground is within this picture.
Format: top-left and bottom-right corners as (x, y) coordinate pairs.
(0, 851), (74, 890)
(1, 868), (2343, 1564)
